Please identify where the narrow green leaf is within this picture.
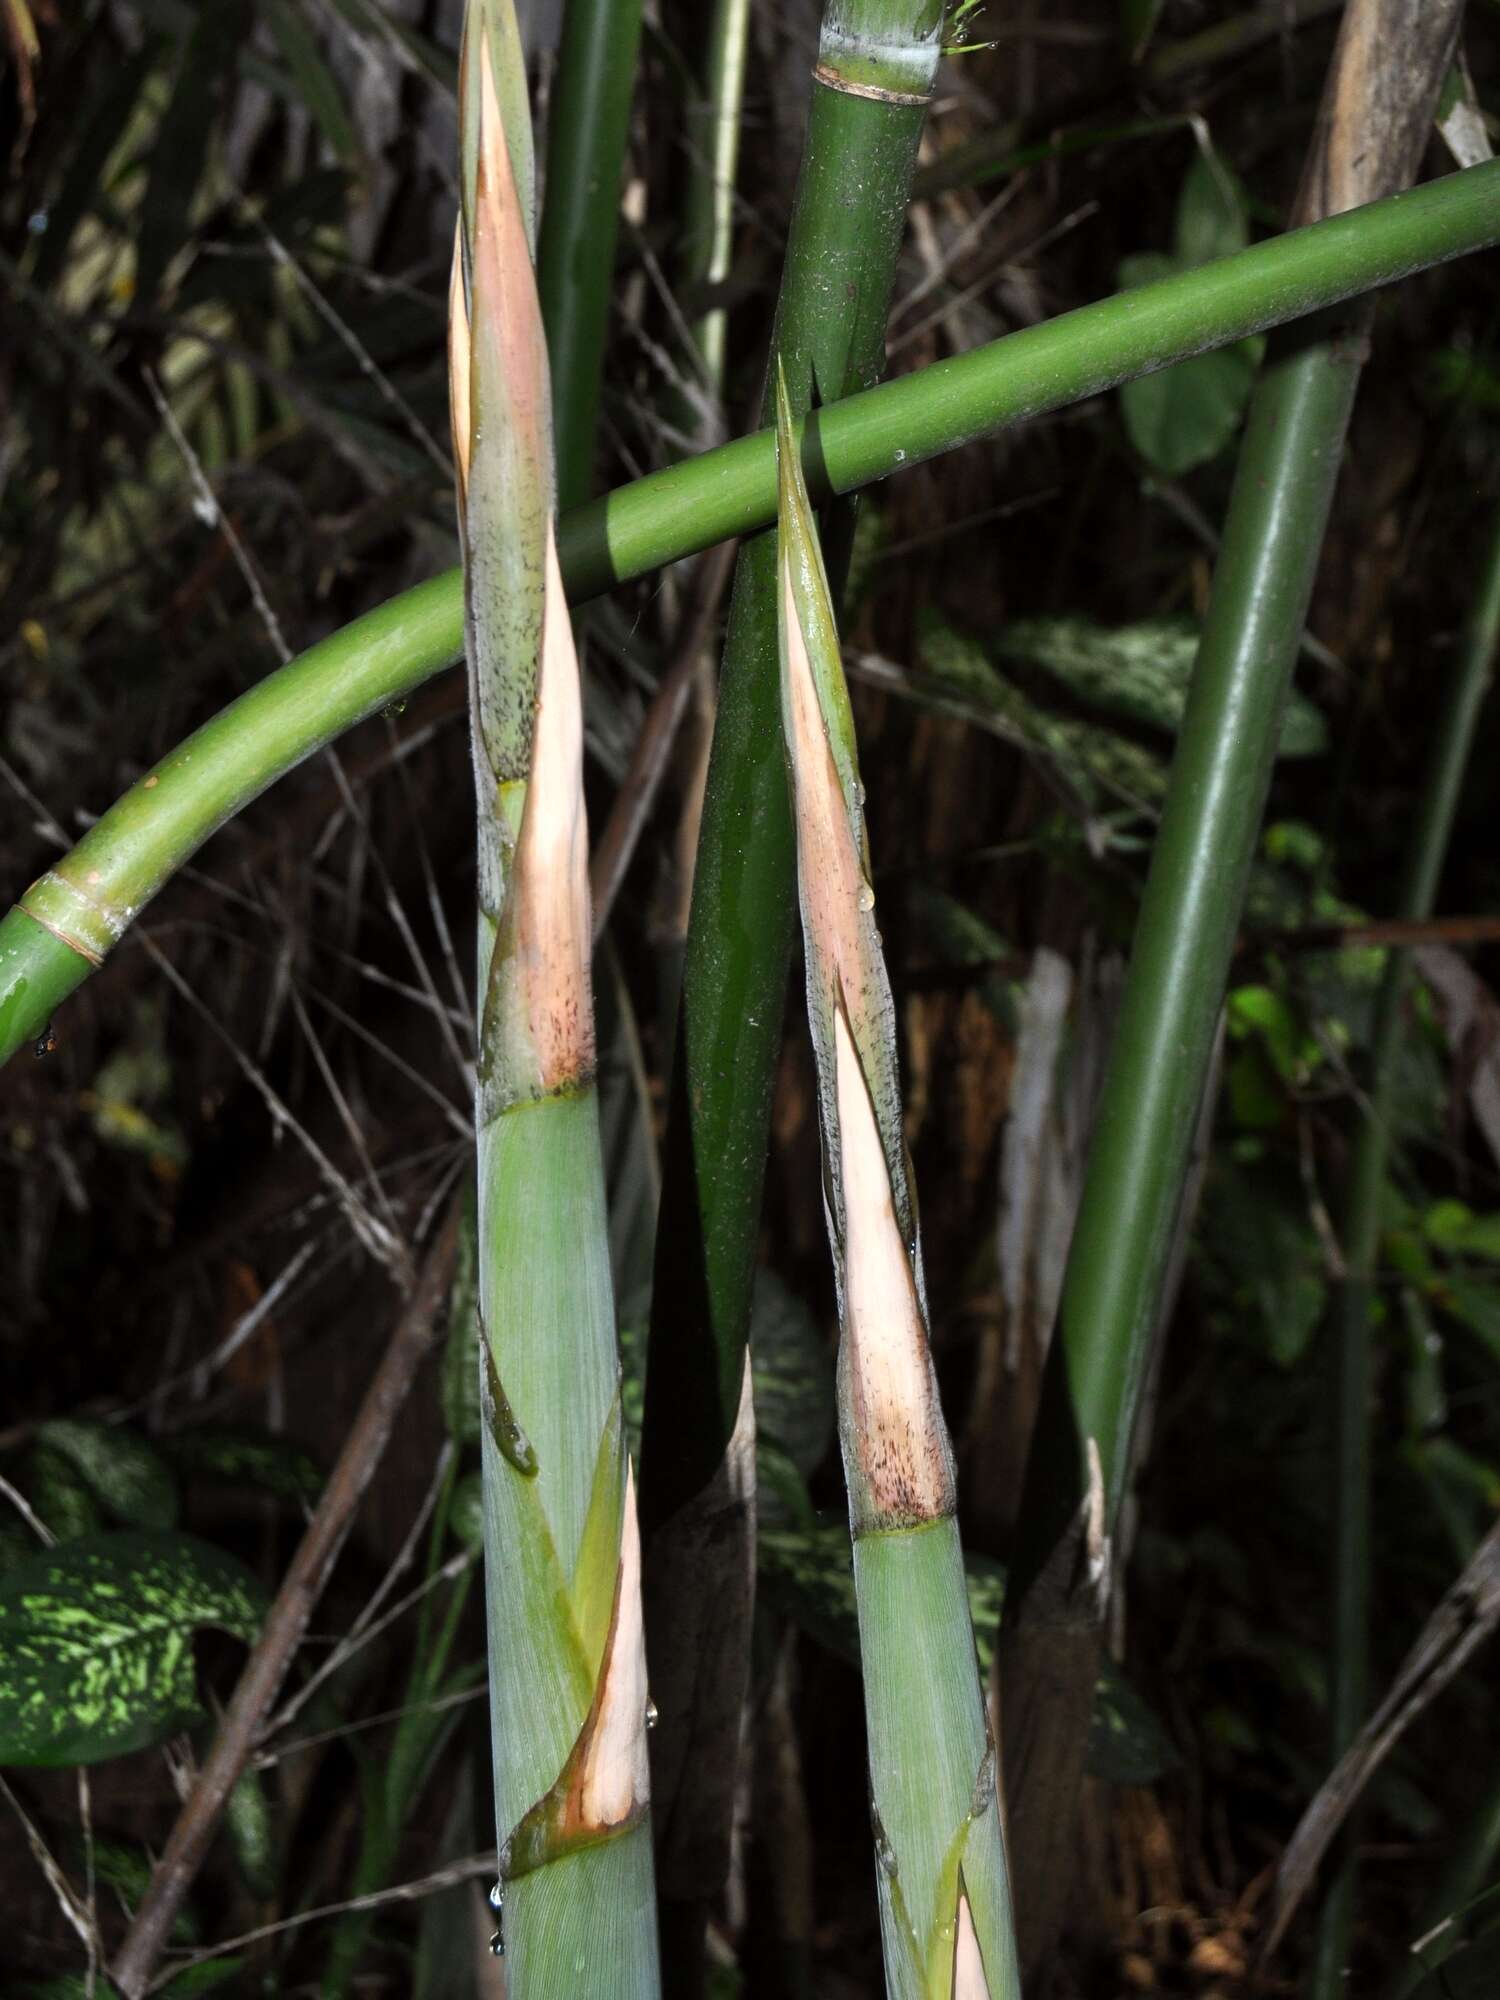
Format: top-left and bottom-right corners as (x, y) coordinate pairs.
(264, 0), (363, 170)
(0, 1531), (265, 1766)
(72, 1831), (200, 1940)
(1121, 0), (1167, 62)
(136, 0), (253, 305)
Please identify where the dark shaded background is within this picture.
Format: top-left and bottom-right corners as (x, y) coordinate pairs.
(3, 1), (1500, 1991)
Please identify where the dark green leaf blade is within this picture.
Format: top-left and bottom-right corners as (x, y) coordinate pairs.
(159, 1425), (324, 1506)
(36, 1419), (179, 1530)
(0, 1531), (265, 1767)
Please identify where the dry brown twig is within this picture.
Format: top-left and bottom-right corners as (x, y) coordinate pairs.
(1263, 1516), (1500, 1962)
(588, 537), (738, 938)
(109, 1202), (461, 1999)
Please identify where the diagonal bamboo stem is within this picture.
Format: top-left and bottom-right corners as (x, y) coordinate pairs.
(4, 156), (1500, 1068)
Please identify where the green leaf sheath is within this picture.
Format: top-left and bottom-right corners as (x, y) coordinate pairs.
(537, 0), (644, 510)
(456, 8), (658, 1985)
(857, 1525), (1018, 1999)
(640, 0), (944, 1534)
(776, 380), (1019, 1996)
(4, 160), (1500, 1065)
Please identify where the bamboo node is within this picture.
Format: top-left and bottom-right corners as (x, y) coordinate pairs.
(812, 62), (931, 107)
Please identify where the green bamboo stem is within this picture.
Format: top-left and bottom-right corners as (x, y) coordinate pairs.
(640, 8), (943, 1987)
(4, 157), (1500, 1067)
(998, 4), (1465, 1978)
(1312, 499), (1500, 2000)
(679, 0), (751, 429)
(775, 374), (1019, 1999)
(1017, 325), (1363, 1545)
(453, 7), (658, 1989)
(641, 0), (944, 1563)
(537, 0), (645, 509)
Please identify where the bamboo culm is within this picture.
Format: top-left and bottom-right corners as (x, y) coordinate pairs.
(451, 4), (659, 1989)
(776, 371), (1020, 1999)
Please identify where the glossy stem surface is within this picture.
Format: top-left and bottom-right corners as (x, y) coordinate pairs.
(1013, 323), (1362, 1577)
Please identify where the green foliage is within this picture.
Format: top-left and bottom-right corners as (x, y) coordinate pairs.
(995, 612), (1326, 754)
(1119, 153), (1264, 475)
(159, 1426), (324, 1506)
(226, 1765), (278, 1899)
(449, 1468), (485, 1552)
(0, 1531), (265, 1766)
(1408, 1926), (1500, 1998)
(77, 1831), (200, 1941)
(33, 1419), (179, 1531)
(160, 1962), (250, 1997)
(1120, 0), (1167, 62)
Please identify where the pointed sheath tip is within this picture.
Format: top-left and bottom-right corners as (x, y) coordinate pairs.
(575, 1455), (651, 1830)
(953, 1886), (991, 2000)
(447, 222), (471, 504)
(833, 1001), (954, 1528)
(503, 525), (596, 1092)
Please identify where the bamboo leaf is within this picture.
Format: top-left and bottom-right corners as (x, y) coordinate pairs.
(0, 1531), (265, 1766)
(1121, 0), (1167, 62)
(264, 0), (363, 171)
(136, 0), (254, 305)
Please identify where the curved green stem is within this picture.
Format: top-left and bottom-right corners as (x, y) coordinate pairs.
(4, 158), (1500, 1066)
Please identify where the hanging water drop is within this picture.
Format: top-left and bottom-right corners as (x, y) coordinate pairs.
(489, 1929), (506, 1958)
(489, 1880), (504, 1912)
(856, 880), (876, 913)
(644, 1697), (659, 1730)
